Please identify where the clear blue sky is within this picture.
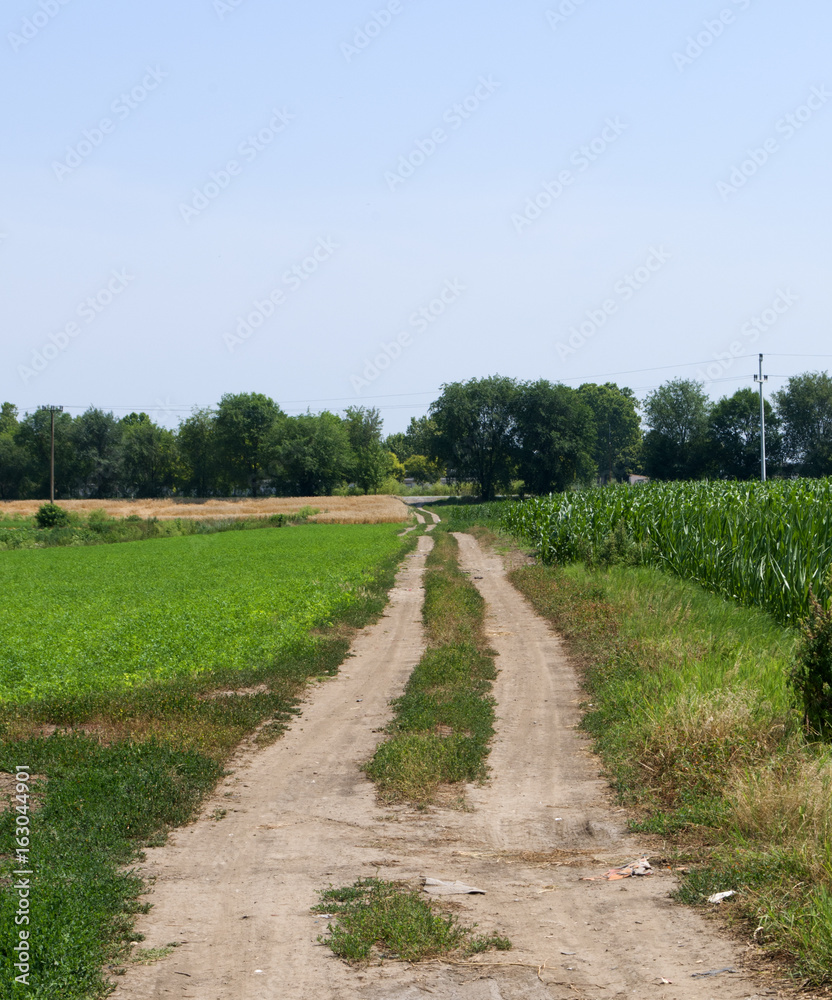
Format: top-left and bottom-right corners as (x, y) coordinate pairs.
(2, 0), (830, 433)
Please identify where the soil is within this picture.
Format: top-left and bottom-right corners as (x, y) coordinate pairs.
(0, 495), (409, 523)
(110, 532), (766, 1000)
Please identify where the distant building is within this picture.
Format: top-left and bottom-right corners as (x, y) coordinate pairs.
(628, 474), (650, 485)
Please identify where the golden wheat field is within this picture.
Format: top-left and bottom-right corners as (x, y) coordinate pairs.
(0, 496), (411, 524)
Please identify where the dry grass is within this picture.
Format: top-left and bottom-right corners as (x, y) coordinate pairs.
(0, 495), (410, 524)
(728, 754), (832, 854)
(640, 689), (791, 804)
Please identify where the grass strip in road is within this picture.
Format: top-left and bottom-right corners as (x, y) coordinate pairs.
(0, 525), (416, 1000)
(365, 530), (497, 805)
(508, 559), (832, 985)
(313, 878), (510, 963)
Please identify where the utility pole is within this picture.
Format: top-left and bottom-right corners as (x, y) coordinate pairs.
(41, 405), (64, 502)
(753, 355), (768, 482)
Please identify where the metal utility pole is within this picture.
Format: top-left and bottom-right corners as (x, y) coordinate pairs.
(753, 355), (768, 482)
(42, 405), (64, 502)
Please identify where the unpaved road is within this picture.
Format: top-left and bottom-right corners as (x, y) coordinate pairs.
(112, 533), (761, 1000)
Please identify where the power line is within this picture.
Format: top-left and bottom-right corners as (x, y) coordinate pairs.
(19, 354), (829, 418)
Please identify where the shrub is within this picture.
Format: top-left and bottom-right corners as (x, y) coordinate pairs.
(790, 591), (832, 739)
(35, 503), (70, 529)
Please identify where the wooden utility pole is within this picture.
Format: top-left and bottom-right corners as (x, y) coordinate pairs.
(42, 405), (64, 502)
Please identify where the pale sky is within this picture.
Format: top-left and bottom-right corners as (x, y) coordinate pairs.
(2, 0), (830, 433)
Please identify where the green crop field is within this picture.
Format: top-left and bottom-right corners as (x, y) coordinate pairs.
(485, 479), (832, 625)
(0, 523), (406, 703)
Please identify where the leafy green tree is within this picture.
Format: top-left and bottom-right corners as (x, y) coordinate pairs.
(121, 414), (177, 497)
(0, 402), (17, 437)
(344, 406), (392, 494)
(774, 372), (832, 477)
(707, 387), (781, 480)
(214, 393), (284, 495)
(430, 376), (519, 500)
(71, 408), (124, 497)
(0, 403), (26, 499)
(269, 412), (351, 495)
(14, 407), (75, 498)
(177, 408), (218, 496)
(577, 383), (642, 482)
(405, 454), (443, 484)
(642, 378), (711, 480)
(515, 381), (596, 494)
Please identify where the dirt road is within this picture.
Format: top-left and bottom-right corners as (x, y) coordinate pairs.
(112, 533), (759, 1000)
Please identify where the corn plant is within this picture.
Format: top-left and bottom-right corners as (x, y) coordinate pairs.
(500, 480), (832, 625)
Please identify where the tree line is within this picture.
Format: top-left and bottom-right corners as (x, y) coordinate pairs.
(1, 371), (830, 500)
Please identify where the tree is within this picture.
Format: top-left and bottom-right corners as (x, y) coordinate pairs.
(405, 454), (443, 484)
(642, 379), (711, 480)
(430, 376), (518, 500)
(515, 381), (596, 494)
(121, 414), (177, 497)
(177, 408), (218, 496)
(343, 406), (392, 494)
(269, 412), (351, 495)
(14, 407), (75, 498)
(214, 393), (284, 495)
(71, 408), (124, 497)
(774, 372), (832, 477)
(707, 387), (781, 480)
(577, 383), (642, 482)
(0, 403), (25, 499)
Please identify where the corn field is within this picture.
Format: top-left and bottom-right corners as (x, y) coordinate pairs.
(498, 480), (832, 625)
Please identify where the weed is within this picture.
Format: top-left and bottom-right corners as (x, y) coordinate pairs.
(313, 878), (510, 963)
(790, 589), (832, 739)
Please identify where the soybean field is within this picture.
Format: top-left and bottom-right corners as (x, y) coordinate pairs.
(0, 523), (407, 703)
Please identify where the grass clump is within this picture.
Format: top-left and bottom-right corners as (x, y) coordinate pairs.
(365, 531), (497, 804)
(313, 878), (510, 963)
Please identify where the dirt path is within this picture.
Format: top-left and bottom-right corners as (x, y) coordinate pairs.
(112, 533), (760, 1000)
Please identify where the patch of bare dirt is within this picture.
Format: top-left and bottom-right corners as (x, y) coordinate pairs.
(0, 772), (47, 813)
(0, 495), (409, 523)
(109, 533), (767, 1000)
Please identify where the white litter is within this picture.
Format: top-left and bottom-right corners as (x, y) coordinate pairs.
(707, 890), (737, 904)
